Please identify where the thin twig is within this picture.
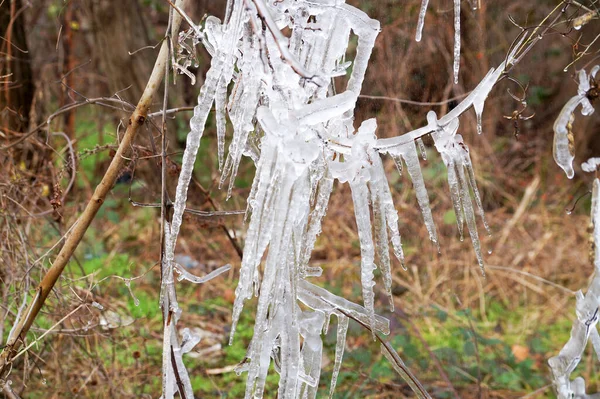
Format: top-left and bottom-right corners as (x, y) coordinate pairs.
(11, 304), (84, 362)
(359, 92), (470, 106)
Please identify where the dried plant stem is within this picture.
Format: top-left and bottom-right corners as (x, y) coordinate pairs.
(0, 0), (188, 380)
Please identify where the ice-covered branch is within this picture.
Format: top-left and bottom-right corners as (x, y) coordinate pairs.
(374, 33), (526, 152)
(549, 177), (600, 398)
(414, 0), (463, 84)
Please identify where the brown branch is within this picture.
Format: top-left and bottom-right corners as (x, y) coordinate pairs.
(0, 0), (189, 380)
(331, 308), (431, 399)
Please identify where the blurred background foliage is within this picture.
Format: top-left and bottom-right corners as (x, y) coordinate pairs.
(1, 0), (599, 397)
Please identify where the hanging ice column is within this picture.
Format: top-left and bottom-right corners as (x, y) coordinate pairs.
(330, 119), (406, 321)
(415, 0), (462, 83)
(429, 113), (490, 274)
(158, 3), (247, 398)
(206, 1), (415, 398)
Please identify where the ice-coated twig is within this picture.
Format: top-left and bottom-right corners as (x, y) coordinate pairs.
(298, 280), (391, 336)
(453, 0), (461, 84)
(374, 33), (529, 152)
(328, 314), (349, 399)
(552, 66), (599, 179)
(381, 344), (431, 399)
(174, 263), (231, 284)
(549, 178), (600, 398)
(391, 140), (439, 247)
(415, 0), (429, 42)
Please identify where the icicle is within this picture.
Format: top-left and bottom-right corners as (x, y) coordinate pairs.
(453, 0), (461, 84)
(230, 143), (279, 343)
(388, 141), (439, 250)
(215, 72), (231, 171)
(447, 159), (465, 241)
(390, 152), (403, 176)
(396, 141), (438, 246)
(552, 97), (580, 179)
(415, 0), (429, 42)
(463, 152), (491, 235)
(220, 34), (261, 197)
(381, 182), (405, 271)
(167, 2), (245, 260)
(455, 154), (485, 275)
(296, 310), (325, 399)
(338, 4), (380, 96)
(433, 118), (487, 274)
(300, 175), (334, 274)
(328, 314), (349, 399)
(369, 160), (395, 309)
(350, 178), (377, 338)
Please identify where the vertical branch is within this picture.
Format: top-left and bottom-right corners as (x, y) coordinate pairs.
(160, 0), (174, 277)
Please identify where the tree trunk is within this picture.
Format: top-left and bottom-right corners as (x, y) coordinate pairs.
(0, 0), (34, 134)
(86, 0), (154, 102)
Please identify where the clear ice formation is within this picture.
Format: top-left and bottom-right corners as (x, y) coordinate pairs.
(453, 0), (461, 84)
(161, 0), (528, 397)
(429, 114), (489, 275)
(415, 0), (429, 42)
(553, 65), (599, 179)
(549, 178), (600, 398)
(414, 0), (462, 84)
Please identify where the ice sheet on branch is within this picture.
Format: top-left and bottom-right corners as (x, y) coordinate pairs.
(160, 0), (525, 397)
(552, 65), (599, 179)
